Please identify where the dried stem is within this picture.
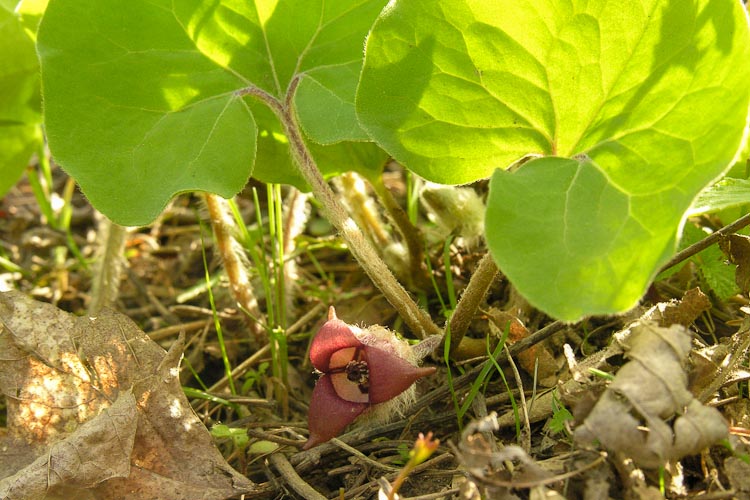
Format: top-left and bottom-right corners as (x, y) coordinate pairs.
(504, 345), (531, 453)
(369, 174), (431, 289)
(698, 315), (750, 403)
(239, 83), (441, 339)
(268, 453), (327, 500)
(204, 193), (265, 341)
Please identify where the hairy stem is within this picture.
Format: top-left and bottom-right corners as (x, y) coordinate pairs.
(88, 217), (127, 315)
(447, 252), (500, 354)
(204, 193), (265, 341)
(240, 84), (441, 339)
(369, 174), (430, 289)
(282, 187), (311, 322)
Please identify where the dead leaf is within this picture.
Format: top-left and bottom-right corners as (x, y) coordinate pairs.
(654, 287), (711, 327)
(0, 291), (255, 499)
(487, 309), (560, 386)
(574, 322), (727, 468)
(454, 413), (552, 497)
(719, 233), (750, 293)
(0, 391), (136, 499)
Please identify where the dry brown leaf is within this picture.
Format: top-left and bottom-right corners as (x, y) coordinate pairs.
(719, 233), (750, 293)
(0, 291), (255, 500)
(0, 391), (136, 499)
(574, 322), (727, 469)
(487, 308), (559, 386)
(454, 413), (551, 497)
(654, 287), (711, 328)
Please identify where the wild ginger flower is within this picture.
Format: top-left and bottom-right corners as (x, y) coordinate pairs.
(303, 307), (436, 449)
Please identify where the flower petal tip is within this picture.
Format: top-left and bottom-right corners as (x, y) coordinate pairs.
(309, 316), (362, 372)
(327, 305), (338, 321)
(366, 346), (436, 404)
(305, 375), (367, 449)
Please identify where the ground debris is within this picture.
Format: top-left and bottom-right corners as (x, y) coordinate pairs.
(0, 291), (255, 500)
(573, 321), (727, 469)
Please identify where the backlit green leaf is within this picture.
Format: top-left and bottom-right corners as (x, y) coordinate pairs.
(296, 61), (371, 144)
(0, 4), (42, 196)
(689, 178), (750, 216)
(359, 0), (750, 320)
(38, 0), (386, 225)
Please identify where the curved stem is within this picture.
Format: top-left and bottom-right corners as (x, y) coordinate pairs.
(447, 252), (500, 354)
(240, 84), (441, 338)
(204, 193), (265, 341)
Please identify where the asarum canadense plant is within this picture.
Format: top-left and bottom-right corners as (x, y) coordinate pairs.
(304, 307), (437, 449)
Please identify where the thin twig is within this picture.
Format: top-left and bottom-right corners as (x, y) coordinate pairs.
(508, 320), (566, 356)
(476, 451), (607, 489)
(268, 453), (327, 500)
(659, 212), (750, 273)
(407, 488), (461, 500)
(197, 344), (269, 400)
(247, 429), (305, 446)
(147, 319), (210, 341)
(125, 267), (181, 324)
(331, 438), (401, 472)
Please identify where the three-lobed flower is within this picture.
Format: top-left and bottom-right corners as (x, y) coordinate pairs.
(304, 307), (436, 449)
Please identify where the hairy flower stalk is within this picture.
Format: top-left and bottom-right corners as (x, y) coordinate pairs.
(304, 307), (436, 449)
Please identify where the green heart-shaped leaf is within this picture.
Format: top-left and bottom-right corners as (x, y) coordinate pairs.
(358, 0), (750, 320)
(39, 0), (386, 225)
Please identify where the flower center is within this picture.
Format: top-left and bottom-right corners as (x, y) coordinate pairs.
(345, 360), (369, 394)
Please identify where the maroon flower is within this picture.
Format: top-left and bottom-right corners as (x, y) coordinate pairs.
(303, 307), (436, 449)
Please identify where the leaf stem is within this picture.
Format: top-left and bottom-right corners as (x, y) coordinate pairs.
(88, 218), (128, 315)
(240, 84), (441, 338)
(369, 174), (430, 289)
(447, 252), (500, 354)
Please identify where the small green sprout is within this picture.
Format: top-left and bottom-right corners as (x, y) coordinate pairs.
(383, 432), (440, 500)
